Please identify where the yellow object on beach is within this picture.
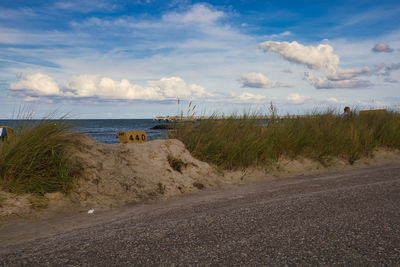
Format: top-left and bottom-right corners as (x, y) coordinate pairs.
(0, 126), (16, 143)
(116, 131), (147, 144)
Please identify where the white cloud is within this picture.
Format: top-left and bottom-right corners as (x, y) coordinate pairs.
(259, 41), (340, 72)
(258, 41), (375, 89)
(262, 31), (293, 40)
(327, 97), (339, 103)
(162, 4), (224, 24)
(286, 93), (308, 103)
(9, 73), (61, 96)
(64, 75), (162, 100)
(23, 96), (41, 102)
(280, 31), (292, 37)
(147, 76), (212, 99)
(232, 92), (268, 103)
(9, 73), (211, 101)
(304, 71), (372, 89)
(238, 72), (282, 88)
(328, 67), (371, 80)
(372, 43), (393, 53)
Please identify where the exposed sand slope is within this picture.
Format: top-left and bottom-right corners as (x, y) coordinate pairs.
(69, 135), (222, 210)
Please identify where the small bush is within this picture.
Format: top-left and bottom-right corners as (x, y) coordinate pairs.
(0, 118), (79, 195)
(167, 155), (187, 173)
(174, 110), (400, 169)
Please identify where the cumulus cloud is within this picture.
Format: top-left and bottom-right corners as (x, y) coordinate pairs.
(259, 41), (339, 72)
(286, 93), (308, 103)
(229, 92), (268, 103)
(9, 73), (61, 96)
(327, 97), (339, 103)
(63, 75), (163, 100)
(258, 41), (373, 89)
(9, 73), (211, 101)
(147, 76), (210, 99)
(372, 43), (393, 53)
(304, 71), (372, 89)
(237, 72), (289, 88)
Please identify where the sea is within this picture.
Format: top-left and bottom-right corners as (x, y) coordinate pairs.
(0, 119), (171, 144)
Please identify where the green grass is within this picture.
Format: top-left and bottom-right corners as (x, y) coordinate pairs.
(0, 118), (80, 195)
(173, 110), (400, 169)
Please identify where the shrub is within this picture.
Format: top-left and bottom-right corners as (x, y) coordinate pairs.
(0, 118), (79, 195)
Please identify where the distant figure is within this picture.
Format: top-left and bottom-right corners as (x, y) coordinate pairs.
(340, 107), (350, 118)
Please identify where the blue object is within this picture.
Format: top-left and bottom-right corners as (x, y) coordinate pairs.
(0, 128), (5, 137)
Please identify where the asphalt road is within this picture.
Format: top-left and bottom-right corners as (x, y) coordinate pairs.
(1, 163), (399, 266)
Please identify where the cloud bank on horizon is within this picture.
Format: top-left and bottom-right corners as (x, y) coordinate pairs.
(10, 73), (211, 101)
(0, 0), (399, 117)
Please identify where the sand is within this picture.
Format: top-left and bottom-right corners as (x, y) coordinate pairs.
(1, 135), (400, 220)
(69, 135), (224, 209)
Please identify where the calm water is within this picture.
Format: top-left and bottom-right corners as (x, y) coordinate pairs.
(0, 119), (171, 144)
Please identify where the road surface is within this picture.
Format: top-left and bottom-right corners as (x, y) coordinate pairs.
(1, 163), (399, 266)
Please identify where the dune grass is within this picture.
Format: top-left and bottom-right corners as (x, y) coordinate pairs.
(173, 110), (400, 169)
(0, 117), (80, 195)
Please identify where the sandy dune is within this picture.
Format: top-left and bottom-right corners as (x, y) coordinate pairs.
(1, 135), (399, 219)
(69, 135), (223, 209)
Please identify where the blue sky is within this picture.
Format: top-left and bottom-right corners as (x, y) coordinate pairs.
(1, 0), (399, 118)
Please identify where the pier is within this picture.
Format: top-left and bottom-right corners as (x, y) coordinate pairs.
(154, 115), (295, 123)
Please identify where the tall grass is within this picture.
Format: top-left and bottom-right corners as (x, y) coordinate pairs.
(174, 110), (400, 169)
(0, 117), (80, 195)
